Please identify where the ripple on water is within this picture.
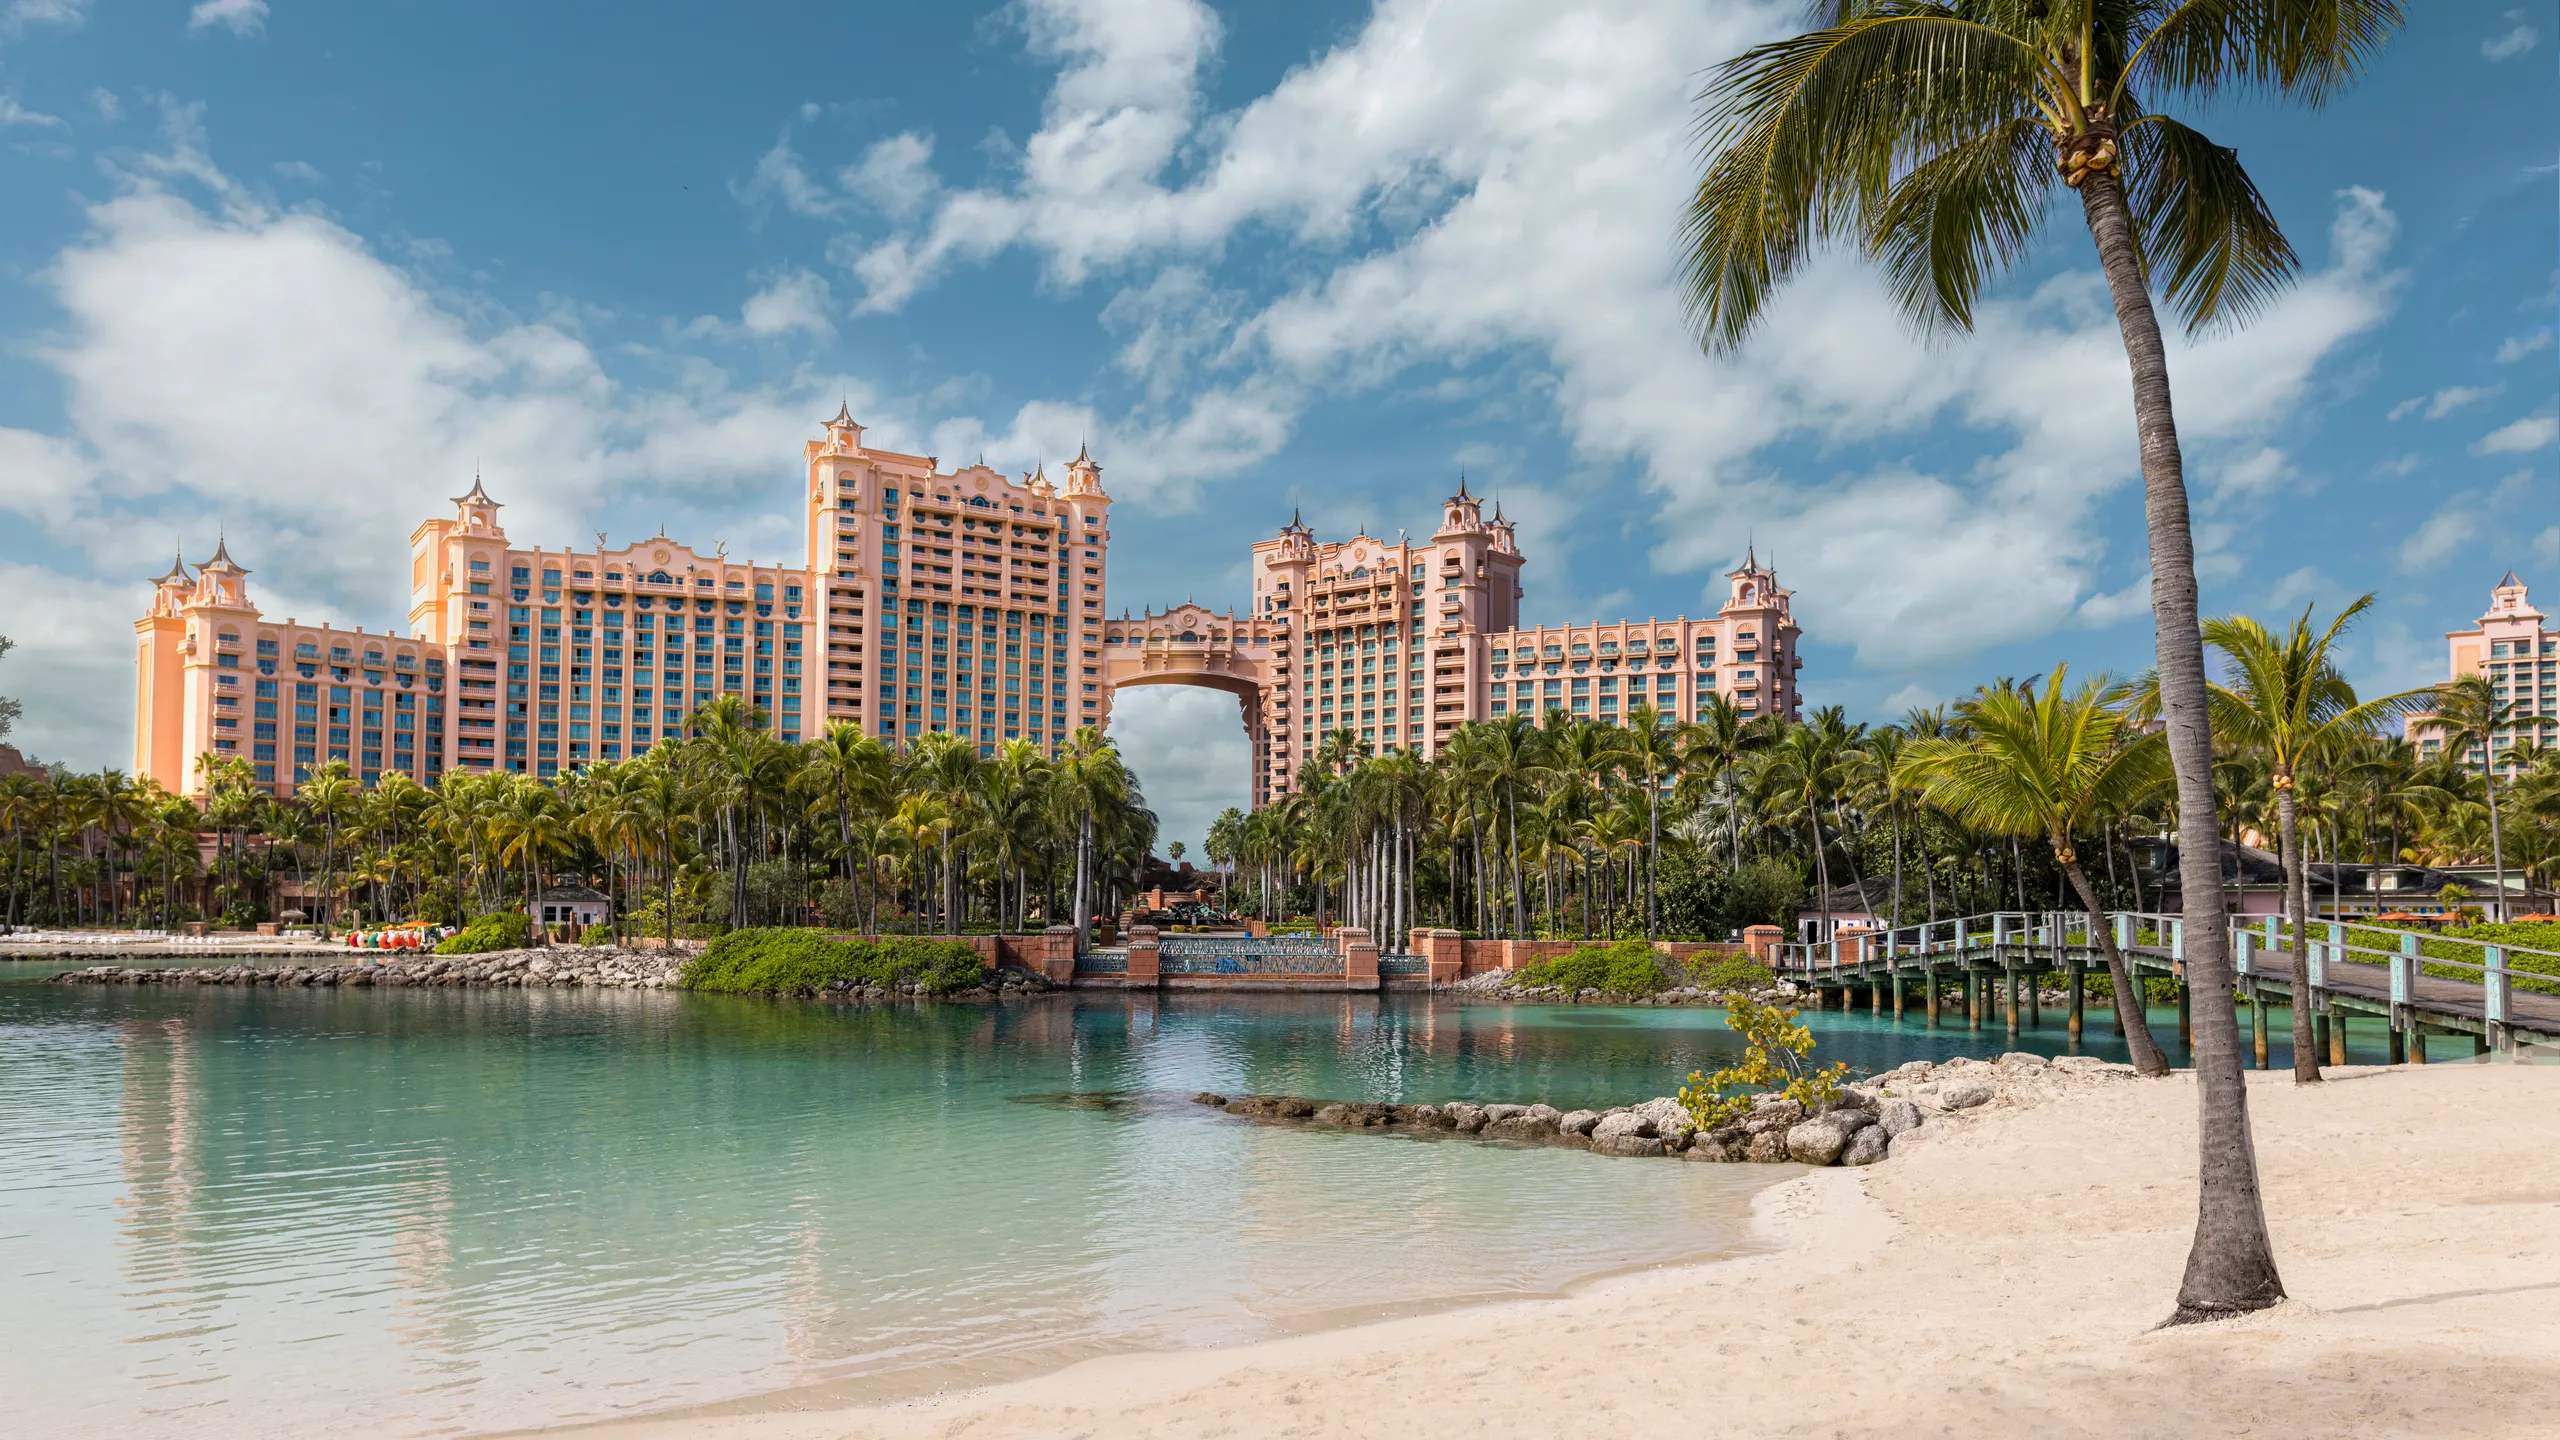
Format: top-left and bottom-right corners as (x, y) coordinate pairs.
(0, 983), (1982, 1436)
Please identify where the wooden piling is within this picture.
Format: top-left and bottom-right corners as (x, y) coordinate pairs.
(1892, 974), (1905, 1021)
(2066, 965), (2084, 1042)
(2388, 1023), (2405, 1065)
(2004, 969), (2020, 1037)
(2250, 985), (2268, 1070)
(2328, 1008), (2346, 1067)
(1925, 970), (1940, 1026)
(2313, 1011), (2331, 1068)
(2027, 971), (2041, 1030)
(1966, 971), (1981, 1031)
(2177, 979), (2192, 1051)
(2411, 1029), (2428, 1065)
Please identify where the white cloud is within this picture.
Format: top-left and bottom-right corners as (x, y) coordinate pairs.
(2391, 384), (2499, 421)
(2535, 525), (2559, 566)
(0, 126), (930, 766)
(839, 131), (939, 221)
(2496, 329), (2552, 363)
(2, 0), (89, 31)
(0, 95), (64, 129)
(1105, 686), (1247, 858)
(2482, 20), (2538, 60)
(737, 268), (835, 338)
(807, 0), (2398, 672)
(0, 563), (148, 767)
(2399, 506), (2477, 572)
(270, 158), (323, 183)
(186, 0), (265, 36)
(2475, 408), (2558, 455)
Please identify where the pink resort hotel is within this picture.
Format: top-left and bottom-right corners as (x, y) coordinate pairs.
(131, 408), (1802, 803)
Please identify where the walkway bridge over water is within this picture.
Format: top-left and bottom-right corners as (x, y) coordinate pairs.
(1778, 911), (2560, 1064)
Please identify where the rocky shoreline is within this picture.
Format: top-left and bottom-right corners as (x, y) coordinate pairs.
(45, 949), (1056, 1001)
(1195, 1050), (2137, 1167)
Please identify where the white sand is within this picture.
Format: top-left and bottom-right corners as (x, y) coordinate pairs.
(594, 1063), (2560, 1439)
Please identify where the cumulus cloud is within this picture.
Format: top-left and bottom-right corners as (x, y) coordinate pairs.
(0, 119), (900, 765)
(2475, 407), (2558, 455)
(2496, 329), (2552, 363)
(2, 0), (89, 31)
(0, 94), (63, 128)
(2482, 15), (2538, 60)
(1106, 686), (1247, 856)
(793, 0), (2399, 673)
(186, 0), (266, 36)
(2389, 384), (2499, 421)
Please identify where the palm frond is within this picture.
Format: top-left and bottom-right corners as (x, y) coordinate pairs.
(1684, 10), (2052, 350)
(1868, 116), (2051, 333)
(2121, 113), (2297, 330)
(2120, 0), (2405, 108)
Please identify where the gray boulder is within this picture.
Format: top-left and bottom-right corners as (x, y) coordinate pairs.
(1997, 1051), (2048, 1070)
(1480, 1103), (1527, 1122)
(1887, 1126), (1937, 1160)
(1685, 1136), (1739, 1162)
(1557, 1109), (1601, 1137)
(1938, 1080), (1995, 1110)
(1634, 1097), (1699, 1145)
(1785, 1121), (1851, 1166)
(1483, 1111), (1561, 1142)
(1591, 1133), (1667, 1157)
(1592, 1110), (1654, 1141)
(1745, 1130), (1791, 1163)
(1523, 1103), (1563, 1127)
(1840, 1125), (1890, 1166)
(1445, 1102), (1489, 1133)
(1877, 1098), (1924, 1137)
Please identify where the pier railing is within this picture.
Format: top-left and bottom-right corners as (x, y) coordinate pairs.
(1771, 909), (2558, 1059)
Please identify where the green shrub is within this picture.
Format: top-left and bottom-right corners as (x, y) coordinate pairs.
(1690, 950), (1774, 993)
(1511, 938), (1672, 995)
(580, 923), (614, 947)
(680, 928), (988, 996)
(436, 910), (532, 955)
(2346, 921), (2560, 998)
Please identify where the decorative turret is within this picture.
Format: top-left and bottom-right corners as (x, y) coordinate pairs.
(1065, 442), (1103, 496)
(193, 535), (253, 608)
(824, 399), (864, 450)
(1488, 499), (1518, 555)
(1439, 472), (1483, 535)
(1723, 547), (1788, 614)
(146, 549), (194, 618)
(451, 473), (504, 535)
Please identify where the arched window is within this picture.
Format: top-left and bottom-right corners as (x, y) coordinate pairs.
(1180, 630), (1198, 642)
(648, 570), (672, 585)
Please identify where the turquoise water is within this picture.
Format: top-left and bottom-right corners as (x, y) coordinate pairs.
(0, 968), (2385, 1436)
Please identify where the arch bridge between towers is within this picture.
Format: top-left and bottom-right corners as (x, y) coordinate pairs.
(1099, 603), (1291, 799)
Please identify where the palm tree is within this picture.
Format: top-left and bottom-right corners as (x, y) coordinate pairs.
(2202, 595), (2425, 1081)
(1622, 701), (1685, 935)
(2429, 673), (2520, 922)
(1683, 0), (2403, 1325)
(1901, 664), (2171, 1073)
(298, 761), (360, 934)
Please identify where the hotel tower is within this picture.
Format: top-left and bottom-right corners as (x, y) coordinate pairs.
(135, 406), (1116, 797)
(135, 423), (1801, 807)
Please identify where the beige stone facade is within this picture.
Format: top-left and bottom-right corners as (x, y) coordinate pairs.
(134, 407), (1115, 798)
(1101, 482), (1802, 808)
(2405, 572), (2555, 771)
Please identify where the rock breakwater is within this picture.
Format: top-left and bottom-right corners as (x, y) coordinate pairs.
(49, 949), (1057, 1001)
(1193, 1051), (2137, 1168)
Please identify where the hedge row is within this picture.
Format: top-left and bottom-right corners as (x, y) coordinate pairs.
(680, 928), (987, 996)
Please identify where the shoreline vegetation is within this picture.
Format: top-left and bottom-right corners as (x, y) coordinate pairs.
(584, 1062), (2560, 1440)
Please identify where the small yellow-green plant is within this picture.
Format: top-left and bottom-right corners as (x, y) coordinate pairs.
(1677, 995), (1848, 1129)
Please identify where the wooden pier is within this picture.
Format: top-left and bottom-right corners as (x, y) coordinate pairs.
(1777, 911), (2560, 1065)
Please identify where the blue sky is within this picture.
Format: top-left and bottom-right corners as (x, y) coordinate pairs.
(0, 0), (2551, 850)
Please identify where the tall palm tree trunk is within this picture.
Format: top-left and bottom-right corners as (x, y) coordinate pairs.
(2080, 164), (2282, 1322)
(2483, 764), (2509, 923)
(2058, 846), (2169, 1075)
(2275, 781), (2319, 1083)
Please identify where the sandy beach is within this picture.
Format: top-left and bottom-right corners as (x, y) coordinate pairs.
(585, 1061), (2560, 1439)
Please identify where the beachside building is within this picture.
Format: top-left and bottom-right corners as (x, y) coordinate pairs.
(134, 405), (1116, 798)
(2403, 571), (2554, 772)
(1098, 481), (1804, 809)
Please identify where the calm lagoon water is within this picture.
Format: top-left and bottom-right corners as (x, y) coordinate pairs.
(0, 965), (2369, 1436)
